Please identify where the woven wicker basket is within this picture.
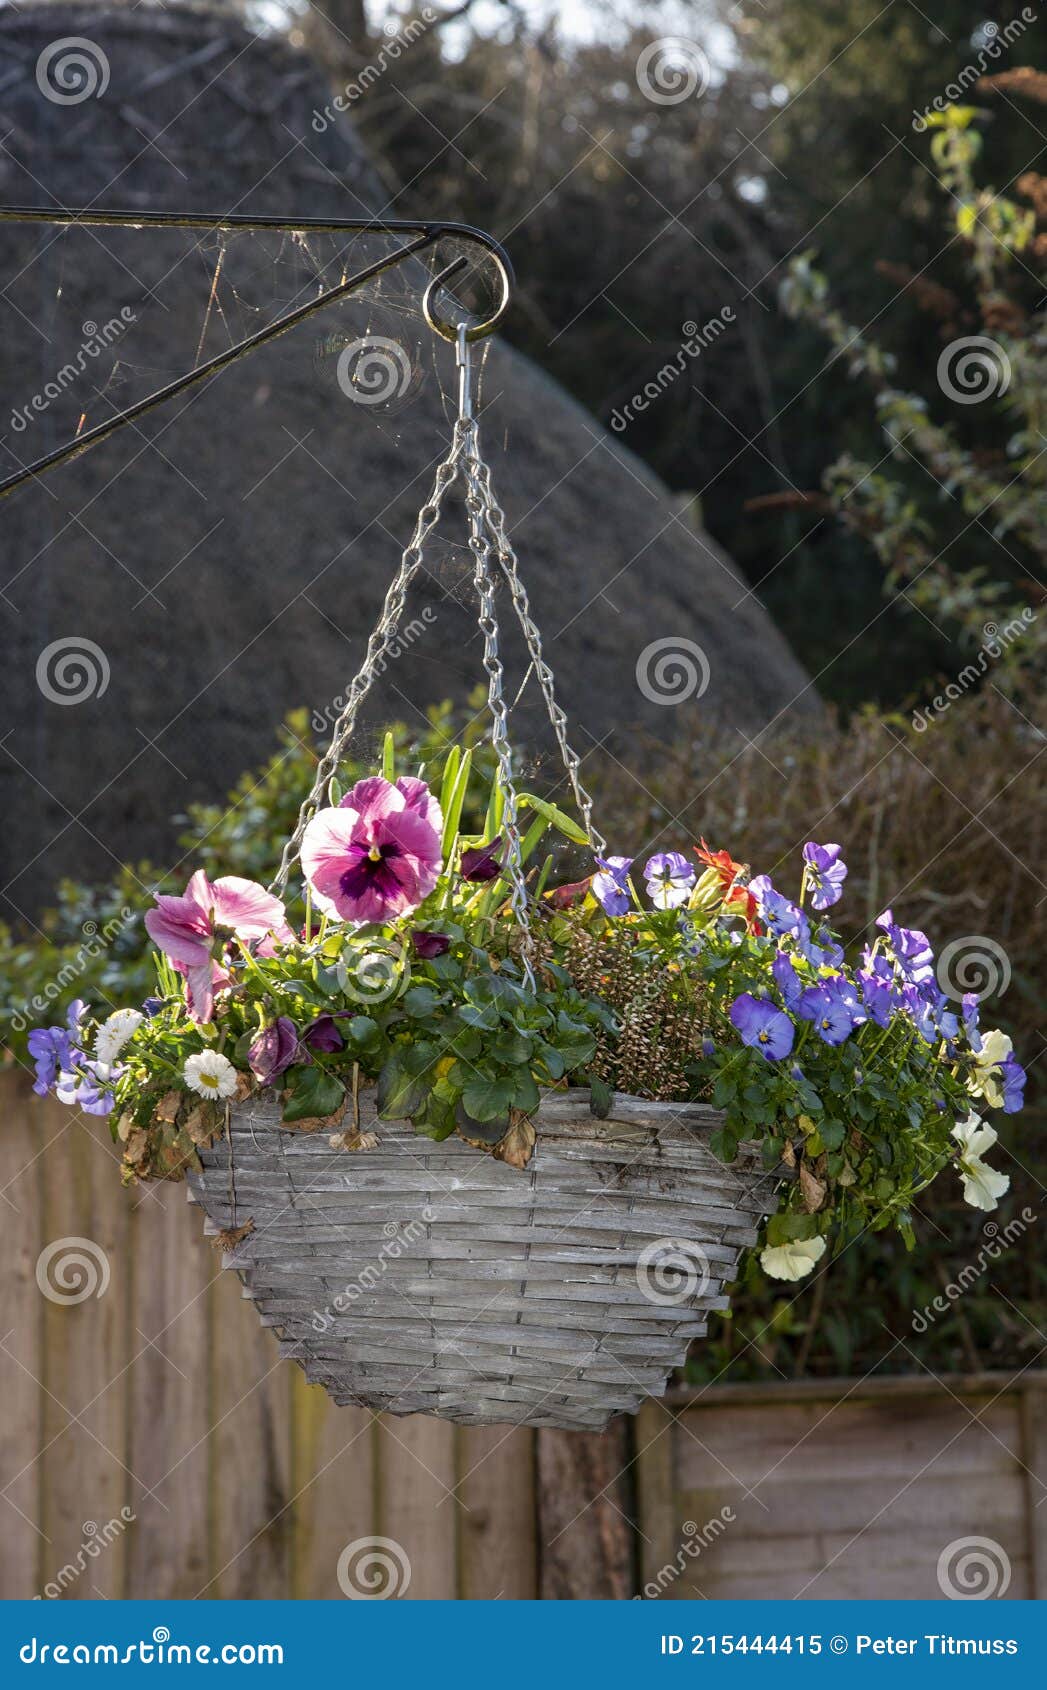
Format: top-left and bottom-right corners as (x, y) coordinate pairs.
(187, 1089), (779, 1431)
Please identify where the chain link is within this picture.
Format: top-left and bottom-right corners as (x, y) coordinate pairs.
(269, 440), (464, 896)
(470, 455), (607, 857)
(272, 321), (607, 968)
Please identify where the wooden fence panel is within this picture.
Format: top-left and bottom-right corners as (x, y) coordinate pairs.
(637, 1380), (1047, 1601)
(2, 1074), (1043, 1601)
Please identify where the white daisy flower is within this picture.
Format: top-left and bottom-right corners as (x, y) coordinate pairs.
(183, 1050), (238, 1100)
(94, 1008), (143, 1066)
(952, 1112), (1010, 1211)
(759, 1236), (827, 1282)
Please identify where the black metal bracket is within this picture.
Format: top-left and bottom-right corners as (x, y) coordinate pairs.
(0, 206), (514, 503)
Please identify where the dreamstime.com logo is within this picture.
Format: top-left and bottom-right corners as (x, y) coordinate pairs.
(11, 310), (137, 433)
(937, 1535), (1012, 1598)
(312, 1213), (435, 1332)
(332, 333), (419, 411)
(336, 1535), (412, 1599)
(37, 1510), (136, 1600)
(36, 637), (111, 705)
(36, 1238), (110, 1305)
(36, 37), (110, 104)
(937, 335), (1011, 404)
(312, 9), (436, 132)
(635, 1237), (711, 1305)
(636, 637), (711, 707)
(9, 907), (135, 1034)
(311, 610), (436, 732)
(634, 1508), (736, 1598)
(913, 1209), (1036, 1333)
(936, 934), (1011, 1002)
(609, 309), (736, 433)
(911, 610), (1037, 732)
(636, 37), (711, 105)
(19, 1628), (283, 1665)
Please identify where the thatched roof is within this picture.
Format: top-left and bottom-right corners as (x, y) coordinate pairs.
(0, 2), (817, 918)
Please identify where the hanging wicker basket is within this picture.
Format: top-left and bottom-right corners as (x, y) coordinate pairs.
(187, 1090), (778, 1431)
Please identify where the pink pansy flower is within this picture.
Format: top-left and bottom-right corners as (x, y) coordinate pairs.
(145, 870), (293, 1022)
(302, 776), (443, 924)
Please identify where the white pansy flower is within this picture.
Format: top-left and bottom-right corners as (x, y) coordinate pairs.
(952, 1112), (1010, 1211)
(760, 1236), (827, 1282)
(94, 1008), (143, 1066)
(183, 1051), (238, 1100)
(968, 1028), (1013, 1109)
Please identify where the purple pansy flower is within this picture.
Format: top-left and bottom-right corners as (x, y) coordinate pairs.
(802, 842), (848, 911)
(772, 950), (804, 1010)
(730, 992), (795, 1061)
(592, 856), (633, 917)
(301, 777), (443, 924)
(56, 1055), (116, 1116)
(27, 1000), (85, 1097)
(460, 839), (504, 883)
(962, 992), (983, 1053)
(751, 876), (808, 942)
(249, 1016), (299, 1085)
(412, 930), (451, 959)
(303, 1013), (349, 1054)
(798, 984), (855, 1046)
(857, 968), (894, 1029)
(876, 908), (935, 985)
(644, 852), (695, 910)
(1001, 1056), (1026, 1114)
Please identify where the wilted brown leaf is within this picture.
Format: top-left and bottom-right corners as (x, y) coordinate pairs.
(329, 1129), (379, 1151)
(288, 1100), (348, 1135)
(153, 1090), (182, 1126)
(184, 1100), (223, 1148)
(799, 1161), (827, 1213)
(213, 1218), (255, 1253)
(494, 1111), (537, 1170)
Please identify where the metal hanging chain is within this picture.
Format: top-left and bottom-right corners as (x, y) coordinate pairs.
(468, 455), (607, 857)
(457, 328), (537, 991)
(269, 438), (465, 896)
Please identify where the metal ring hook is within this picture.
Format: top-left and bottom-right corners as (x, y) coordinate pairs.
(423, 253), (511, 344)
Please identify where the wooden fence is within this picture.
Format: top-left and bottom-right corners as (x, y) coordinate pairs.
(2, 1071), (1044, 1600)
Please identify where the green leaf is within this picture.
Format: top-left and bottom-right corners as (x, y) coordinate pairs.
(403, 985), (441, 1018)
(281, 1065), (346, 1124)
(462, 1074), (516, 1122)
(588, 1073), (613, 1118)
(376, 1055), (428, 1120)
(441, 748), (473, 859)
(519, 793), (589, 845)
(344, 1014), (380, 1049)
(819, 1118), (846, 1150)
(455, 1098), (509, 1143)
(535, 1040), (566, 1081)
(765, 1213), (820, 1246)
(513, 1069), (540, 1113)
(381, 730), (395, 781)
(490, 1029), (534, 1065)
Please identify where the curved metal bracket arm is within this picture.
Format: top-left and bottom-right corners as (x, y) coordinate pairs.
(0, 206), (513, 503)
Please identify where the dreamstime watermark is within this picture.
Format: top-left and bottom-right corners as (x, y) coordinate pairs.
(912, 1210), (1035, 1333)
(913, 10), (1038, 130)
(636, 637), (711, 707)
(312, 10), (436, 132)
(312, 1212), (435, 1332)
(19, 1629), (283, 1665)
(36, 37), (110, 105)
(36, 636), (111, 705)
(634, 1508), (736, 1598)
(311, 610), (436, 733)
(10, 310), (137, 434)
(635, 1237), (711, 1305)
(332, 333), (420, 410)
(936, 934), (1011, 1003)
(37, 1510), (135, 1600)
(610, 309), (736, 433)
(9, 908), (135, 1035)
(911, 611), (1036, 731)
(336, 1535), (412, 1599)
(36, 1238), (110, 1305)
(937, 1535), (1012, 1598)
(636, 38), (711, 105)
(937, 335), (1011, 403)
